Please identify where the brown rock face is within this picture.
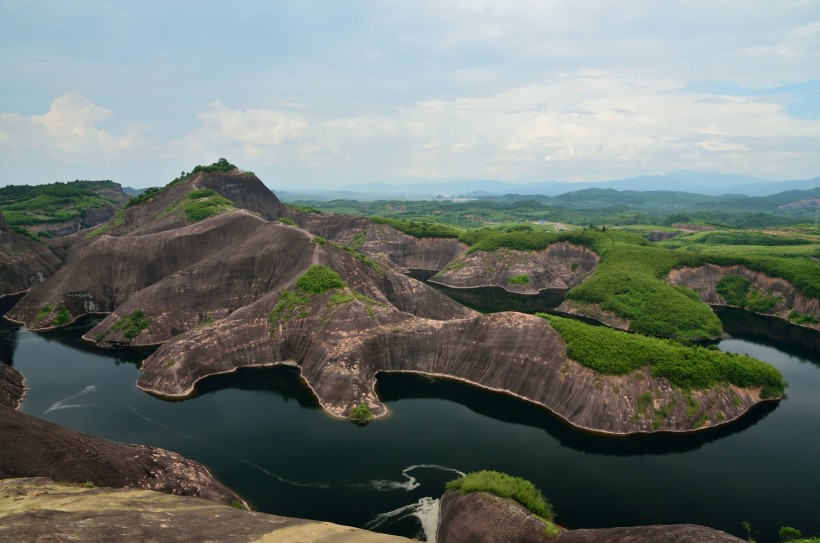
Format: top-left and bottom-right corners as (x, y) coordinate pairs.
(437, 491), (744, 543)
(438, 490), (555, 543)
(0, 407), (243, 506)
(3, 174), (778, 434)
(668, 264), (820, 329)
(0, 477), (411, 543)
(0, 212), (63, 301)
(295, 213), (469, 272)
(432, 243), (598, 293)
(138, 296), (763, 433)
(0, 364), (25, 409)
(423, 243), (599, 312)
(555, 525), (744, 543)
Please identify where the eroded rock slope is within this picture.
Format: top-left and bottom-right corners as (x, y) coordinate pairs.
(669, 264), (820, 329)
(3, 171), (779, 434)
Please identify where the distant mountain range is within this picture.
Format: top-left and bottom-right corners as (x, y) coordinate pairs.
(275, 171), (820, 201)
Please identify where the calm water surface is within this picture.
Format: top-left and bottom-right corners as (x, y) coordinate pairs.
(1, 309), (818, 542)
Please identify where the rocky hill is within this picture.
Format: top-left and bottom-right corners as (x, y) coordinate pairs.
(2, 162), (784, 433)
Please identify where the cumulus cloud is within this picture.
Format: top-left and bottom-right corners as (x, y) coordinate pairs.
(172, 72), (820, 184)
(0, 93), (143, 161)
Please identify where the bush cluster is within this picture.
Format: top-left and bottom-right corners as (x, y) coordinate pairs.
(295, 265), (346, 293)
(110, 309), (151, 339)
(348, 402), (374, 424)
(540, 314), (785, 396)
(446, 471), (554, 522)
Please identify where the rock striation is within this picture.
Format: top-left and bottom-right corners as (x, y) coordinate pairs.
(0, 364), (25, 409)
(0, 211), (63, 303)
(0, 477), (411, 543)
(0, 406), (244, 506)
(427, 243), (598, 312)
(669, 264), (820, 329)
(437, 491), (745, 543)
(3, 171), (780, 433)
(438, 490), (557, 543)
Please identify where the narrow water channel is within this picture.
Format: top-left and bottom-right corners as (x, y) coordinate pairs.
(1, 310), (818, 542)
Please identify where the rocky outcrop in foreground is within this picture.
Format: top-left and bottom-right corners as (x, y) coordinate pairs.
(0, 364), (25, 409)
(437, 491), (744, 543)
(0, 477), (410, 543)
(669, 264), (820, 329)
(0, 396), (242, 505)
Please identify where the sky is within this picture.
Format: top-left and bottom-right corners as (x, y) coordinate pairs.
(1, 1), (819, 189)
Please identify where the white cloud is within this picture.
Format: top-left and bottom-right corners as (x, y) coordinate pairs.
(0, 93), (143, 161)
(168, 72), (820, 185)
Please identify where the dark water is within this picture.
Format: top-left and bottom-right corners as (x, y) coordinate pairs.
(2, 311), (819, 542)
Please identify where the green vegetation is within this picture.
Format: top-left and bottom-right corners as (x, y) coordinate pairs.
(788, 310), (819, 325)
(371, 216), (461, 238)
(229, 500), (247, 510)
(268, 265), (384, 330)
(123, 187), (161, 209)
(563, 235), (724, 342)
(269, 290), (313, 323)
(328, 232), (384, 271)
(109, 309), (151, 340)
(716, 276), (780, 313)
(349, 402), (374, 424)
(32, 303), (70, 327)
(296, 265), (346, 293)
(294, 184), (819, 231)
(160, 188), (234, 222)
(778, 525), (820, 543)
(0, 180), (124, 231)
(446, 471), (556, 535)
(269, 265), (348, 327)
(312, 236), (328, 245)
(191, 158), (237, 174)
(340, 210), (818, 340)
(540, 314), (785, 397)
(508, 274), (531, 285)
(688, 231), (812, 246)
(277, 217), (297, 226)
(288, 203), (322, 214)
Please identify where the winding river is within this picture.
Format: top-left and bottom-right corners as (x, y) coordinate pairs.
(1, 307), (818, 542)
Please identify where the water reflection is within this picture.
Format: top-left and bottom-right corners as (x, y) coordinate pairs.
(0, 319), (19, 365)
(715, 306), (820, 364)
(375, 372), (778, 456)
(193, 366), (322, 410)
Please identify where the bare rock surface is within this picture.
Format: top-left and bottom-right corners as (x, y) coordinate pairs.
(138, 299), (764, 433)
(669, 264), (819, 329)
(438, 491), (744, 543)
(438, 490), (556, 543)
(555, 299), (630, 330)
(2, 173), (779, 434)
(0, 477), (411, 543)
(296, 213), (468, 272)
(0, 211), (63, 300)
(431, 243), (598, 294)
(555, 525), (744, 543)
(0, 364), (25, 409)
(0, 407), (243, 506)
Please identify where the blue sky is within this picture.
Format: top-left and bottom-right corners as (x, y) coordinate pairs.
(1, 1), (819, 188)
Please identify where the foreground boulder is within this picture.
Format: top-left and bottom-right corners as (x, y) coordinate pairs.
(0, 380), (242, 506)
(437, 490), (744, 543)
(0, 363), (25, 409)
(0, 477), (411, 543)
